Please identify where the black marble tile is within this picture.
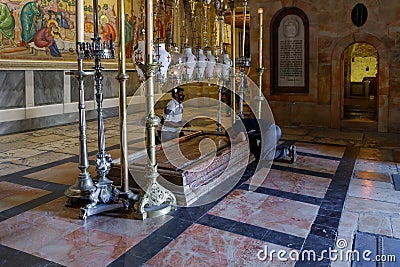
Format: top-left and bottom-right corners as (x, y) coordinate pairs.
(301, 234), (336, 257)
(154, 217), (192, 239)
(169, 202), (215, 222)
(108, 254), (147, 267)
(262, 229), (305, 250)
(119, 234), (173, 261)
(313, 215), (341, 230)
(327, 182), (349, 191)
(0, 244), (62, 267)
(317, 208), (342, 219)
(298, 151), (342, 161)
(319, 198), (345, 212)
(0, 192), (65, 222)
(271, 164), (333, 179)
(1, 156), (78, 182)
(310, 224), (338, 240)
(9, 176), (69, 192)
(196, 213), (236, 232)
(228, 221), (269, 240)
(239, 184), (323, 206)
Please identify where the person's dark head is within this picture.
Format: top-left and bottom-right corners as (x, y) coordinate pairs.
(171, 87), (185, 103)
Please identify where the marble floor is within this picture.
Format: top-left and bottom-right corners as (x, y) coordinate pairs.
(1, 110), (400, 267)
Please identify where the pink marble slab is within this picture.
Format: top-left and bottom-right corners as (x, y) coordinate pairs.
(34, 227), (138, 267)
(209, 189), (319, 238)
(251, 169), (331, 198)
(246, 195), (319, 238)
(275, 154), (340, 175)
(208, 189), (269, 223)
(146, 223), (295, 266)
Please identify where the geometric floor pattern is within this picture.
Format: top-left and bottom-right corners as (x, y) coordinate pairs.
(2, 114), (400, 267)
(0, 137), (353, 267)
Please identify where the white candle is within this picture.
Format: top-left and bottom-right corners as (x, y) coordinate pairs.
(76, 0), (84, 42)
(146, 0), (153, 62)
(258, 8), (263, 68)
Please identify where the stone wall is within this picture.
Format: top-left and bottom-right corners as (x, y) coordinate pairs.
(249, 0), (400, 132)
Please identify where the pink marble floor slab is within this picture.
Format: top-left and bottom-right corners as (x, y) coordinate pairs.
(294, 142), (346, 158)
(0, 181), (50, 212)
(0, 212), (82, 254)
(208, 189), (269, 223)
(208, 189), (319, 238)
(34, 227), (138, 267)
(0, 196), (170, 267)
(146, 223), (295, 266)
(245, 195), (319, 238)
(274, 154), (340, 175)
(249, 168), (331, 198)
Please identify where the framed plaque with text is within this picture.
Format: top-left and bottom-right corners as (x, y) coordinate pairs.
(271, 8), (309, 94)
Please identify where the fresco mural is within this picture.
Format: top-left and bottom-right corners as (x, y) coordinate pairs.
(0, 0), (144, 61)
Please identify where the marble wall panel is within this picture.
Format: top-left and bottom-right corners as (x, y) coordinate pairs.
(101, 71), (119, 99)
(34, 71), (64, 106)
(70, 70), (140, 102)
(70, 75), (94, 102)
(0, 71), (25, 109)
(127, 70), (140, 97)
(0, 107), (119, 136)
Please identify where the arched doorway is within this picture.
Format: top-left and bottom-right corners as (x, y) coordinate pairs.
(331, 33), (389, 132)
(342, 43), (378, 123)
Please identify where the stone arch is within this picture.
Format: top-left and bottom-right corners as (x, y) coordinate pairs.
(331, 32), (389, 132)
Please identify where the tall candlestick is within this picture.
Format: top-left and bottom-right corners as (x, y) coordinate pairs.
(146, 0), (153, 63)
(258, 8), (263, 68)
(76, 0), (84, 42)
(93, 0), (99, 38)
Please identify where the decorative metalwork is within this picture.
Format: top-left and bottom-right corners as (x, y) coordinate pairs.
(64, 47), (95, 207)
(133, 0), (176, 220)
(236, 0), (249, 119)
(77, 0), (128, 219)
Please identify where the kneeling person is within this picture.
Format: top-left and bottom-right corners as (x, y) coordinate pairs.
(159, 87), (190, 143)
(226, 118), (296, 164)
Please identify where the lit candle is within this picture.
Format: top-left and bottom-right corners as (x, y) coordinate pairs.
(258, 8), (263, 68)
(76, 0), (84, 43)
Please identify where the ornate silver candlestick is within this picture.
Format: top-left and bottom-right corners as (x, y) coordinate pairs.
(236, 0), (249, 119)
(133, 0), (176, 220)
(64, 44), (95, 206)
(78, 0), (126, 219)
(215, 0), (228, 130)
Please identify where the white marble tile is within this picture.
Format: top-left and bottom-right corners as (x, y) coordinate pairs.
(347, 183), (400, 204)
(358, 213), (393, 237)
(344, 196), (400, 214)
(350, 178), (393, 190)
